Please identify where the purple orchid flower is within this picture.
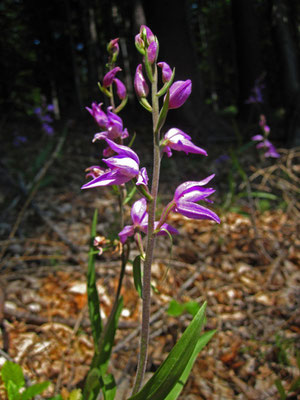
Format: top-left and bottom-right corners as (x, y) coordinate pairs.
(252, 115), (280, 158)
(93, 107), (128, 143)
(157, 62), (172, 83)
(168, 80), (192, 109)
(162, 128), (207, 157)
(103, 67), (122, 87)
(134, 64), (149, 98)
(118, 198), (178, 244)
(171, 175), (220, 223)
(86, 102), (108, 129)
(82, 139), (148, 189)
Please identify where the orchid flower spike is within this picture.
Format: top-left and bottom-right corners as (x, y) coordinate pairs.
(118, 198), (178, 244)
(82, 139), (148, 189)
(162, 128), (207, 157)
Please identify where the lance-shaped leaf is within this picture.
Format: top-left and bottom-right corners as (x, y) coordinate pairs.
(164, 330), (216, 400)
(128, 302), (208, 400)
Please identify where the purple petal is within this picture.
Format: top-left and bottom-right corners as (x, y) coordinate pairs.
(168, 80), (192, 109)
(174, 175), (215, 201)
(251, 134), (264, 141)
(118, 225), (134, 244)
(103, 155), (139, 177)
(147, 41), (158, 64)
(165, 128), (192, 142)
(134, 64), (149, 98)
(103, 67), (122, 87)
(176, 201), (220, 223)
(136, 167), (149, 186)
(113, 78), (127, 100)
(131, 198), (148, 226)
(105, 139), (140, 164)
(155, 223), (179, 236)
(81, 169), (130, 189)
(93, 132), (108, 142)
(169, 138), (207, 156)
(181, 188), (216, 202)
(157, 62), (173, 83)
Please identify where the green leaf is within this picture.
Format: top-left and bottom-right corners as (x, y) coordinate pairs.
(165, 330), (216, 400)
(87, 209), (102, 349)
(83, 297), (123, 399)
(69, 389), (82, 400)
(48, 396), (63, 400)
(238, 191), (277, 200)
(1, 361), (25, 391)
(275, 378), (287, 400)
(123, 184), (137, 205)
(7, 380), (21, 400)
(167, 300), (185, 317)
(21, 381), (50, 400)
(133, 255), (143, 298)
(102, 373), (116, 400)
(155, 89), (169, 133)
(129, 302), (208, 400)
(184, 301), (200, 317)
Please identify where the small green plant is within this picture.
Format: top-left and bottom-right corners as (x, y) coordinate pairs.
(0, 361), (50, 400)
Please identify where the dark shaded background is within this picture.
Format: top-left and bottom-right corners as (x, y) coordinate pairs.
(1, 0), (300, 145)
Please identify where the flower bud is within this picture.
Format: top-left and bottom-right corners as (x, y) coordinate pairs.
(103, 66), (122, 87)
(141, 25), (155, 45)
(135, 33), (145, 55)
(157, 62), (173, 83)
(113, 78), (127, 100)
(134, 64), (149, 98)
(168, 80), (192, 109)
(147, 41), (158, 64)
(107, 38), (119, 56)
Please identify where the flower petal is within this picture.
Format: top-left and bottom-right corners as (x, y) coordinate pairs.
(105, 139), (140, 164)
(136, 167), (149, 186)
(81, 169), (130, 189)
(103, 155), (139, 177)
(118, 225), (134, 244)
(131, 198), (148, 226)
(174, 175), (215, 200)
(176, 201), (220, 223)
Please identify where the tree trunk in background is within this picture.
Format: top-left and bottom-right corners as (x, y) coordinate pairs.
(140, 0), (232, 140)
(272, 0), (300, 145)
(231, 0), (263, 117)
(79, 0), (99, 99)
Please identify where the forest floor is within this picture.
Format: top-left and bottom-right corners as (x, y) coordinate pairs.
(0, 123), (299, 399)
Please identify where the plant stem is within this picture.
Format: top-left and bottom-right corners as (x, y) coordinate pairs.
(132, 64), (161, 394)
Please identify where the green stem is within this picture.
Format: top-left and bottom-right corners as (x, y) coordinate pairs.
(132, 63), (162, 394)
